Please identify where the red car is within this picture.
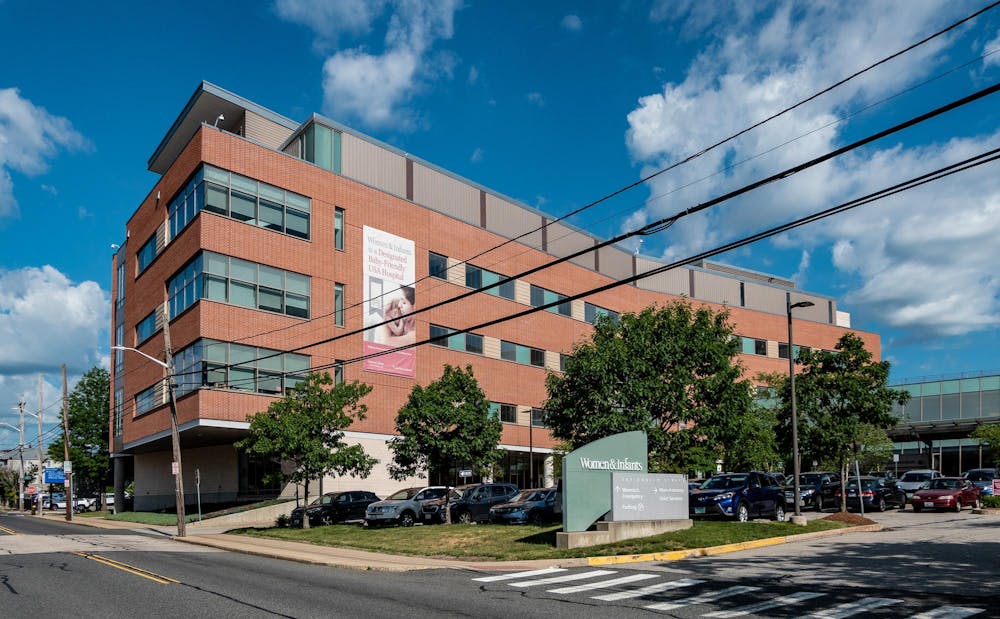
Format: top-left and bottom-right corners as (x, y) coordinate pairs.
(911, 477), (981, 512)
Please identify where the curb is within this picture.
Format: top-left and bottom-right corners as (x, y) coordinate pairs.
(586, 523), (882, 566)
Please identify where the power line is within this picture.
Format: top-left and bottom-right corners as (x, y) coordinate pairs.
(154, 1), (1000, 360)
(170, 79), (1000, 381)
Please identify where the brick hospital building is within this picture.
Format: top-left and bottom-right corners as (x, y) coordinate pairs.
(110, 82), (877, 510)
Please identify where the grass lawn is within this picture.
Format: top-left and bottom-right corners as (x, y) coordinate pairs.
(103, 512), (201, 525)
(234, 518), (849, 561)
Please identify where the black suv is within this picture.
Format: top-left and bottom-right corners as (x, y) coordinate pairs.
(785, 471), (840, 511)
(421, 483), (519, 524)
(290, 491), (380, 527)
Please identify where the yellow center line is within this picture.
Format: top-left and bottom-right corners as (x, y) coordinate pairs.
(73, 552), (179, 584)
(0, 525), (19, 535)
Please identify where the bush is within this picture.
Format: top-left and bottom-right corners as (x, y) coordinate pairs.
(981, 495), (1000, 508)
(275, 513), (290, 528)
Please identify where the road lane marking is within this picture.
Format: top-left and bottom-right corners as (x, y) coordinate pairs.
(705, 591), (825, 617)
(547, 573), (658, 594)
(509, 569), (617, 587)
(911, 607), (984, 618)
(807, 597), (902, 618)
(645, 585), (761, 612)
(0, 525), (18, 535)
(74, 552), (179, 584)
(592, 577), (705, 601)
(472, 567), (566, 582)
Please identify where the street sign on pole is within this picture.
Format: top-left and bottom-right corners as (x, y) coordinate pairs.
(44, 468), (66, 484)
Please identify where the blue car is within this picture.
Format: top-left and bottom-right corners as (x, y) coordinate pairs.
(489, 488), (557, 525)
(689, 472), (786, 522)
(963, 468), (997, 496)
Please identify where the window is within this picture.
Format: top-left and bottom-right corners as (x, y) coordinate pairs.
(429, 252), (449, 280)
(529, 348), (546, 367)
(491, 403), (517, 424)
(465, 265), (482, 289)
(500, 340), (516, 361)
(500, 339), (546, 367)
(334, 283), (344, 326)
(428, 324), (485, 355)
(531, 284), (571, 316)
(137, 235), (157, 273)
(778, 343), (790, 359)
(531, 408), (546, 428)
(168, 164), (311, 240)
(333, 361), (344, 385)
(136, 311), (158, 343)
(585, 302), (619, 324)
(559, 354), (569, 373)
(755, 339), (767, 356)
(135, 384), (162, 415)
(113, 387), (124, 437)
(334, 207), (344, 250)
(466, 264), (515, 300)
(170, 251), (311, 320)
(174, 338), (310, 397)
(115, 257), (125, 304)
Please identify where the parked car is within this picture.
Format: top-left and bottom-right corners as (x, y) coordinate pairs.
(912, 477), (981, 512)
(72, 497), (98, 512)
(365, 486), (448, 527)
(688, 479), (706, 492)
(834, 476), (906, 512)
(769, 473), (787, 487)
(489, 488), (558, 524)
(689, 472), (785, 522)
(290, 491), (380, 528)
(784, 471), (839, 511)
(963, 468), (997, 496)
(421, 483), (519, 524)
(897, 469), (941, 499)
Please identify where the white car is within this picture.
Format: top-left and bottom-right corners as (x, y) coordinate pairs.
(896, 469), (940, 499)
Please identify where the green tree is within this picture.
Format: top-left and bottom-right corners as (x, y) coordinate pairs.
(0, 466), (17, 507)
(388, 365), (502, 524)
(776, 333), (909, 511)
(971, 424), (1000, 468)
(543, 301), (758, 474)
(235, 372), (377, 528)
(47, 367), (111, 497)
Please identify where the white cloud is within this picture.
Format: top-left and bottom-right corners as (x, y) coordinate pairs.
(985, 29), (1000, 68)
(0, 88), (88, 218)
(281, 0), (462, 130)
(624, 2), (998, 341)
(561, 14), (582, 31)
(468, 65), (479, 85)
(0, 373), (68, 451)
(470, 147), (483, 162)
(526, 92), (545, 107)
(0, 265), (108, 375)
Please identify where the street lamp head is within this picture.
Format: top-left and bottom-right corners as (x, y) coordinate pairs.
(789, 300), (815, 310)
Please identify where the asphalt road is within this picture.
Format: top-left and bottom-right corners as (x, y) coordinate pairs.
(2, 508), (998, 618)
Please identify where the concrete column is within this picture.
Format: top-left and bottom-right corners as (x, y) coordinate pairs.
(113, 455), (127, 512)
(543, 455), (554, 488)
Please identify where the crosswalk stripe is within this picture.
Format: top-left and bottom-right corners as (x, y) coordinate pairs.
(472, 567), (566, 582)
(592, 577), (705, 602)
(807, 597), (902, 618)
(705, 591), (825, 617)
(509, 569), (617, 588)
(548, 573), (658, 594)
(644, 585), (761, 612)
(910, 607), (984, 618)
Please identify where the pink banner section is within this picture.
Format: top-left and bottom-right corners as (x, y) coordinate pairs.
(363, 341), (415, 378)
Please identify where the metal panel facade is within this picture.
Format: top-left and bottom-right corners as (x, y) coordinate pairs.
(412, 163), (479, 226)
(243, 110), (294, 150)
(485, 194), (543, 247)
(341, 132), (407, 198)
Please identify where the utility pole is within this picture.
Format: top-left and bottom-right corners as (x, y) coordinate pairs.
(162, 320), (187, 537)
(18, 397), (25, 512)
(62, 364), (72, 521)
(37, 374), (43, 512)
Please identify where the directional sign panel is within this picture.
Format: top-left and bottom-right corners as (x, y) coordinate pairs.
(44, 467), (65, 484)
(611, 472), (688, 521)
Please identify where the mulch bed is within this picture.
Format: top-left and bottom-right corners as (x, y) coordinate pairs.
(821, 512), (878, 526)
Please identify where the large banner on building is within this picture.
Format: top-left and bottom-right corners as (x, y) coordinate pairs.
(362, 226), (416, 378)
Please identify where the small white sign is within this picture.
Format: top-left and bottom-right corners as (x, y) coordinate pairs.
(63, 461), (72, 472)
(459, 469), (473, 478)
(893, 454), (899, 462)
(171, 461), (179, 475)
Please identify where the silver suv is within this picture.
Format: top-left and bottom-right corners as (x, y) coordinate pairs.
(365, 486), (448, 527)
(896, 469), (940, 499)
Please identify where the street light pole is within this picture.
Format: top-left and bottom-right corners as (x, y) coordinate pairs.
(112, 321), (187, 537)
(787, 299), (814, 524)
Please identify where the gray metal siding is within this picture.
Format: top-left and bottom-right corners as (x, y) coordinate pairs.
(597, 245), (633, 280)
(692, 271), (742, 307)
(636, 261), (689, 296)
(485, 194), (543, 248)
(545, 222), (596, 268)
(412, 163), (479, 226)
(244, 110), (294, 150)
(341, 132), (407, 198)
(744, 282), (787, 315)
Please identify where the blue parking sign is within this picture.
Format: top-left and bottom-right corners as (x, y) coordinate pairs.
(44, 468), (65, 484)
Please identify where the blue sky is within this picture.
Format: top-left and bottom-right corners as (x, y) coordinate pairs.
(1, 1), (999, 449)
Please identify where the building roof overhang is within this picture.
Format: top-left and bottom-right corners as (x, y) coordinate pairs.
(147, 81), (298, 175)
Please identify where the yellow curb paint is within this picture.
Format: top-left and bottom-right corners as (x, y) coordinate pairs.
(586, 524), (879, 566)
(0, 525), (19, 535)
(74, 552), (179, 584)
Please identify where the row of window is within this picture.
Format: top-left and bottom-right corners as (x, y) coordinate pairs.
(136, 311), (157, 344)
(740, 336), (811, 360)
(430, 323), (562, 370)
(429, 252), (618, 324)
(488, 403), (547, 427)
(168, 251), (312, 320)
(168, 165), (311, 242)
(173, 338), (312, 398)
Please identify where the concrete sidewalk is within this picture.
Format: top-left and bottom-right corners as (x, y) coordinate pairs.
(35, 511), (878, 572)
